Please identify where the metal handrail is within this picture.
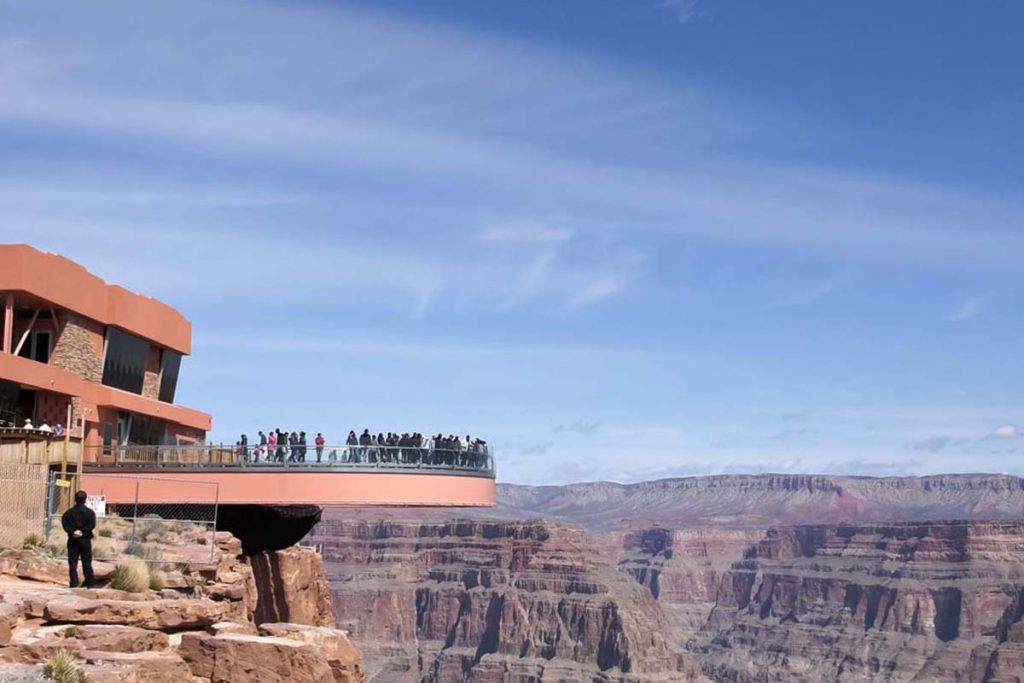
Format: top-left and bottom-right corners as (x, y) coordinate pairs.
(82, 443), (495, 476)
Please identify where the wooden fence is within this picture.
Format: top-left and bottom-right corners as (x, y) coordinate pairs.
(0, 438), (82, 466)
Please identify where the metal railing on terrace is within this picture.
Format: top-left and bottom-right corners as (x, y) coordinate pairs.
(83, 443), (495, 477)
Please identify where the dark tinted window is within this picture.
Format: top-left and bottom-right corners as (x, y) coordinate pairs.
(130, 413), (168, 445)
(102, 422), (114, 455)
(158, 350), (182, 403)
(102, 328), (149, 394)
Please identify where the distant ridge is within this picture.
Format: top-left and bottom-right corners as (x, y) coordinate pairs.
(493, 473), (1024, 530)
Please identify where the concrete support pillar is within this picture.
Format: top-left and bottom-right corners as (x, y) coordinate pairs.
(2, 292), (12, 354)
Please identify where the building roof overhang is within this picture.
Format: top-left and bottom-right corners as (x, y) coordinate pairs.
(0, 244), (192, 354)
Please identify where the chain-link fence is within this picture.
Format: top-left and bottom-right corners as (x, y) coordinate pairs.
(44, 472), (220, 565)
(0, 463), (49, 549)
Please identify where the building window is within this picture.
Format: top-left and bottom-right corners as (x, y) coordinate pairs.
(101, 328), (149, 394)
(102, 422), (114, 456)
(16, 330), (51, 364)
(158, 350), (182, 403)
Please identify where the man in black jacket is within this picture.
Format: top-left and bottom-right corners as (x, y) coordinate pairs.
(61, 490), (96, 588)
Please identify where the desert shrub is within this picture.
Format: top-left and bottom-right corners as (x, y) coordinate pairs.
(124, 542), (159, 560)
(45, 543), (63, 557)
(97, 527), (114, 538)
(136, 514), (167, 538)
(42, 649), (85, 683)
(148, 568), (166, 591)
(108, 558), (148, 593)
(22, 532), (43, 548)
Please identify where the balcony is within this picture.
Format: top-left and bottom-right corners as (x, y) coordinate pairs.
(80, 443), (496, 507)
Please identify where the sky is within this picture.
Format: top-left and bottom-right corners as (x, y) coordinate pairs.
(1, 0), (1022, 485)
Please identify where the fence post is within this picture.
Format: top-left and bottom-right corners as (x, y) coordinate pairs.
(43, 472), (52, 543)
(210, 482), (220, 563)
(130, 479), (140, 545)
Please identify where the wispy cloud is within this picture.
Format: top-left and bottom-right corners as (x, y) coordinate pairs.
(767, 274), (846, 310)
(567, 276), (625, 308)
(945, 297), (981, 322)
(911, 436), (954, 453)
(553, 420), (602, 436)
(654, 0), (708, 24)
(0, 1), (1021, 275)
(987, 425), (1022, 440)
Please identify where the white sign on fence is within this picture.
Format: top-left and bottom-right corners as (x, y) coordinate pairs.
(85, 494), (106, 518)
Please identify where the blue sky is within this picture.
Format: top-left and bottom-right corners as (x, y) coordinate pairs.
(2, 0), (1022, 484)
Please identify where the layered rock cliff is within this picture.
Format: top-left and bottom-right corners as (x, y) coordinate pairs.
(687, 521), (1024, 682)
(316, 474), (1024, 682)
(495, 474), (1024, 530)
(309, 519), (689, 682)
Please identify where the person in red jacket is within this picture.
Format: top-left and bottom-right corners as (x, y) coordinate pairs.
(315, 432), (326, 463)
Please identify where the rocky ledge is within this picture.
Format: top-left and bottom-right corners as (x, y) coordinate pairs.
(0, 533), (363, 683)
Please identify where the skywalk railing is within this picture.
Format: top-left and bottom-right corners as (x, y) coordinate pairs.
(82, 443), (495, 477)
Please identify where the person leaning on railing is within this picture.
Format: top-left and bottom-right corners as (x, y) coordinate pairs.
(201, 428), (491, 470)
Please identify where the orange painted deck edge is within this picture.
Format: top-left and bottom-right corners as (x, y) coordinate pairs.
(0, 244), (191, 354)
(80, 470), (496, 507)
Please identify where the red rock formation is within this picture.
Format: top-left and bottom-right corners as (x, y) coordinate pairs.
(494, 474), (1024, 530)
(687, 521), (1024, 682)
(249, 545), (334, 627)
(0, 532), (364, 682)
(316, 477), (1024, 683)
(310, 519), (688, 682)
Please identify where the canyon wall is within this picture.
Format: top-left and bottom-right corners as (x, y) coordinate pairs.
(314, 474), (1024, 682)
(628, 521), (1024, 682)
(310, 519), (692, 682)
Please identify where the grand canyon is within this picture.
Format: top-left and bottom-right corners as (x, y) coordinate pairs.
(311, 474), (1024, 682)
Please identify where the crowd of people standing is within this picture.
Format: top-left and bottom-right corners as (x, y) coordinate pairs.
(234, 429), (489, 468)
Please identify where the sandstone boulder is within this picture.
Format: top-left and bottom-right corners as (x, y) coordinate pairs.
(13, 558), (115, 585)
(0, 602), (22, 646)
(209, 620), (258, 636)
(43, 595), (227, 631)
(258, 623), (363, 683)
(78, 649), (192, 683)
(71, 624), (170, 653)
(7, 624), (169, 662)
(179, 632), (335, 683)
(214, 531), (243, 556)
(14, 560), (66, 585)
(249, 546), (333, 627)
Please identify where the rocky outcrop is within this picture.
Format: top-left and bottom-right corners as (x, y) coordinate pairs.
(42, 593), (229, 630)
(217, 504), (323, 554)
(250, 545), (334, 627)
(180, 631), (338, 683)
(0, 531), (364, 683)
(258, 623), (363, 682)
(309, 519), (687, 682)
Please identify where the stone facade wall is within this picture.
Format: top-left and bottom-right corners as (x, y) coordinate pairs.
(50, 314), (104, 383)
(142, 347), (162, 400)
